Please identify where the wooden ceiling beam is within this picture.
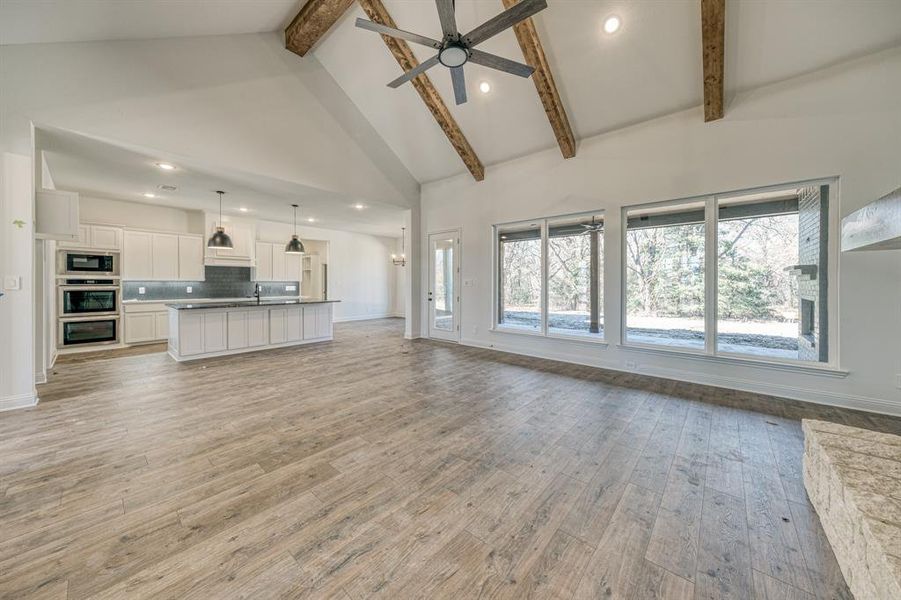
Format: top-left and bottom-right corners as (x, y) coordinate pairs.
(701, 0), (725, 121)
(502, 0), (575, 159)
(357, 0), (485, 181)
(285, 0), (356, 57)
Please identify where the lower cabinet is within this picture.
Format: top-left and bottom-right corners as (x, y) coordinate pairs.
(227, 312), (248, 350)
(202, 312), (227, 353)
(303, 303), (333, 340)
(248, 311), (268, 347)
(270, 307), (303, 343)
(124, 304), (169, 344)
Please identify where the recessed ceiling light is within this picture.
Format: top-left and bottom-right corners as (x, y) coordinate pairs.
(479, 81), (491, 94)
(238, 207), (249, 212)
(158, 184), (177, 192)
(155, 162), (176, 171)
(603, 15), (621, 34)
(307, 217), (316, 223)
(352, 203), (366, 210)
(143, 192), (156, 198)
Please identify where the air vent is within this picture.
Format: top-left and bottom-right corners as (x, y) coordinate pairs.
(157, 184), (178, 192)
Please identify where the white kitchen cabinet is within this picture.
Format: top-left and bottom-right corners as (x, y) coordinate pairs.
(286, 306), (303, 342)
(124, 313), (156, 344)
(152, 233), (180, 280)
(179, 312), (204, 356)
(206, 218), (254, 265)
(227, 311), (248, 350)
(255, 242), (273, 281)
(123, 230), (154, 279)
(269, 308), (287, 344)
(91, 225), (121, 250)
(247, 310), (268, 347)
(178, 236), (205, 280)
(303, 303), (333, 340)
(202, 312), (227, 353)
(272, 247), (287, 281)
(317, 304), (332, 338)
(35, 190), (79, 241)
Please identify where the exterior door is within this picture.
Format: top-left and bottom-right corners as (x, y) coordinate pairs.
(428, 230), (461, 342)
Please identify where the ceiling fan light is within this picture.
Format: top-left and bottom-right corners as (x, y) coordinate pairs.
(439, 45), (468, 68)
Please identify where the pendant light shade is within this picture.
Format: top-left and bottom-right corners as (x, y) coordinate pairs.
(207, 191), (234, 249)
(285, 204), (305, 254)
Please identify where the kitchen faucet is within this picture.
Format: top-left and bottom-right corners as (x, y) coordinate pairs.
(253, 282), (262, 303)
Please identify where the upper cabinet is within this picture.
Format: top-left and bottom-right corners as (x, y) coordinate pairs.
(205, 214), (255, 266)
(123, 230), (204, 281)
(254, 241), (304, 283)
(36, 190), (79, 241)
(57, 223), (123, 250)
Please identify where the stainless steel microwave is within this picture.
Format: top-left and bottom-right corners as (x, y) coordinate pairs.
(58, 250), (120, 277)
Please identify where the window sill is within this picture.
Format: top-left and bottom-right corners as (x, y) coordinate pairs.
(491, 326), (609, 346)
(617, 342), (848, 377)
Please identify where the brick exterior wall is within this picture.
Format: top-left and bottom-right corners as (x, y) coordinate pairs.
(797, 185), (829, 362)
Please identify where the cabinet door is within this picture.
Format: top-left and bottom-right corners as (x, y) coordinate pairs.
(247, 310), (268, 347)
(179, 312), (204, 356)
(271, 246), (287, 281)
(124, 313), (156, 344)
(216, 222), (253, 259)
(269, 308), (287, 344)
(303, 305), (318, 340)
(286, 306), (303, 342)
(318, 304), (332, 338)
(152, 234), (180, 280)
(227, 311), (248, 350)
(178, 236), (205, 281)
(154, 312), (169, 341)
(91, 225), (121, 250)
(202, 312), (227, 352)
(123, 231), (154, 279)
(255, 242), (272, 282)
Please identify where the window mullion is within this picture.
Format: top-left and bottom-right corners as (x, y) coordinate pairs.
(705, 196), (718, 355)
(541, 219), (549, 336)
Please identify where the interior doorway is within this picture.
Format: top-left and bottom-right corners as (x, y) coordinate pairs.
(428, 230), (461, 342)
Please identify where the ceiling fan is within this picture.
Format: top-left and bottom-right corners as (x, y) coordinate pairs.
(355, 0), (548, 105)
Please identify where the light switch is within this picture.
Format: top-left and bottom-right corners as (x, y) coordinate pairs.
(463, 279), (475, 287)
(3, 275), (21, 290)
(138, 286), (146, 295)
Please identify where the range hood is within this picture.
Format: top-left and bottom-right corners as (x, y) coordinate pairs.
(842, 186), (901, 252)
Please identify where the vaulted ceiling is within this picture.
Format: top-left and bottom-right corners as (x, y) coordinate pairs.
(3, 0), (901, 185)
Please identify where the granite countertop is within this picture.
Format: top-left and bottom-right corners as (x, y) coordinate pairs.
(166, 299), (340, 310)
(123, 295), (304, 305)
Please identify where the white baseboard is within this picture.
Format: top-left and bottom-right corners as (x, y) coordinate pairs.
(458, 337), (901, 418)
(0, 392), (39, 412)
(34, 371), (47, 385)
(404, 333), (421, 340)
(334, 313), (402, 323)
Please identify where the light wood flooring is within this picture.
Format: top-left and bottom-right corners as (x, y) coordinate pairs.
(4, 318), (900, 599)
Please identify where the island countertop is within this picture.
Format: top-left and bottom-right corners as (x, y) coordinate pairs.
(166, 299), (340, 310)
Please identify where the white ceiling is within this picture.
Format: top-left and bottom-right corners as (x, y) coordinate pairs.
(37, 127), (407, 238)
(0, 0), (300, 45)
(5, 0), (901, 185)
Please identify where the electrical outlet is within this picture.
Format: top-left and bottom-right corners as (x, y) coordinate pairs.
(138, 286), (146, 295)
(3, 275), (20, 290)
(286, 285), (297, 292)
(186, 286), (193, 294)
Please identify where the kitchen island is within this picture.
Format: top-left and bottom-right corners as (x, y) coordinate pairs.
(167, 299), (339, 361)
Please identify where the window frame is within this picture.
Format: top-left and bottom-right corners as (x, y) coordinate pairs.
(619, 177), (841, 371)
(492, 210), (607, 344)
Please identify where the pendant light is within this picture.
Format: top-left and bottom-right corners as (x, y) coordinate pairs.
(392, 227), (407, 266)
(285, 204), (305, 254)
(207, 190), (234, 249)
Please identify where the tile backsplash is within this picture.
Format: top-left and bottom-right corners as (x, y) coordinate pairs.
(122, 266), (299, 301)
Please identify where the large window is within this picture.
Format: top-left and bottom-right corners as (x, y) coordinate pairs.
(623, 180), (835, 365)
(625, 200), (706, 349)
(496, 212), (605, 339)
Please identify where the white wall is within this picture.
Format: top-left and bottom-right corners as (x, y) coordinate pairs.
(421, 47), (901, 416)
(0, 33), (418, 209)
(0, 153), (36, 411)
(79, 195), (204, 233)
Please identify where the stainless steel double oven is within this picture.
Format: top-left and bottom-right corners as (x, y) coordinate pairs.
(57, 250), (122, 348)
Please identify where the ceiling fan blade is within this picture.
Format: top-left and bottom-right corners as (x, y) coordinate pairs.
(450, 66), (467, 105)
(468, 49), (535, 78)
(435, 0), (458, 37)
(463, 0), (547, 47)
(355, 18), (442, 50)
(387, 55), (440, 88)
